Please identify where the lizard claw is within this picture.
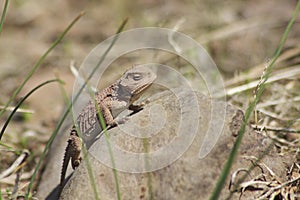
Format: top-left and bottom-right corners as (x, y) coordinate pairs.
(107, 117), (128, 126)
(115, 116), (129, 125)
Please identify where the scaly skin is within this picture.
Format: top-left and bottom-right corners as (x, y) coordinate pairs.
(58, 66), (156, 197)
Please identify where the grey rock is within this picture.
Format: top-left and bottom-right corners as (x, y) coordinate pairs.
(39, 89), (290, 200)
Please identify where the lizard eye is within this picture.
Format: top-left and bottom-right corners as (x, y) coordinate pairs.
(132, 73), (142, 81)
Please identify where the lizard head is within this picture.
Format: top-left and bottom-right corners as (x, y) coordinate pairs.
(118, 65), (156, 103)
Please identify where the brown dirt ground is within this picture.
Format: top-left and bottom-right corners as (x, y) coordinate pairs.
(0, 0), (300, 199)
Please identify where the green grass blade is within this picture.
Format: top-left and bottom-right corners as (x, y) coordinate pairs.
(25, 89), (74, 200)
(83, 18), (128, 200)
(209, 1), (300, 199)
(0, 12), (84, 119)
(0, 79), (63, 140)
(55, 72), (101, 199)
(0, 140), (14, 149)
(54, 72), (70, 105)
(57, 78), (101, 200)
(72, 83), (101, 200)
(71, 17), (129, 199)
(82, 141), (100, 200)
(143, 138), (153, 200)
(25, 18), (128, 200)
(0, 0), (9, 35)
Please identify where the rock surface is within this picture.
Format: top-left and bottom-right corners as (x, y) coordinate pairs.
(39, 89), (291, 200)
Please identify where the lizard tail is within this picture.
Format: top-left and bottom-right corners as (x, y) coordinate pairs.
(58, 138), (72, 198)
(58, 126), (82, 198)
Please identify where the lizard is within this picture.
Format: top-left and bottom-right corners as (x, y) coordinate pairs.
(58, 65), (156, 197)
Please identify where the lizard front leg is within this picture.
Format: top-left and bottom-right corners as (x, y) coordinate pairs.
(128, 99), (151, 115)
(98, 101), (116, 127)
(97, 98), (127, 127)
(128, 103), (144, 113)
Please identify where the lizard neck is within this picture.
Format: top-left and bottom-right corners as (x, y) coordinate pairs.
(115, 83), (132, 103)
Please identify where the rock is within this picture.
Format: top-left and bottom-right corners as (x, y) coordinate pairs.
(40, 89), (291, 200)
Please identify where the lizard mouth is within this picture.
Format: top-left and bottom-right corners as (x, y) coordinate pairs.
(130, 82), (153, 102)
(133, 83), (152, 95)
